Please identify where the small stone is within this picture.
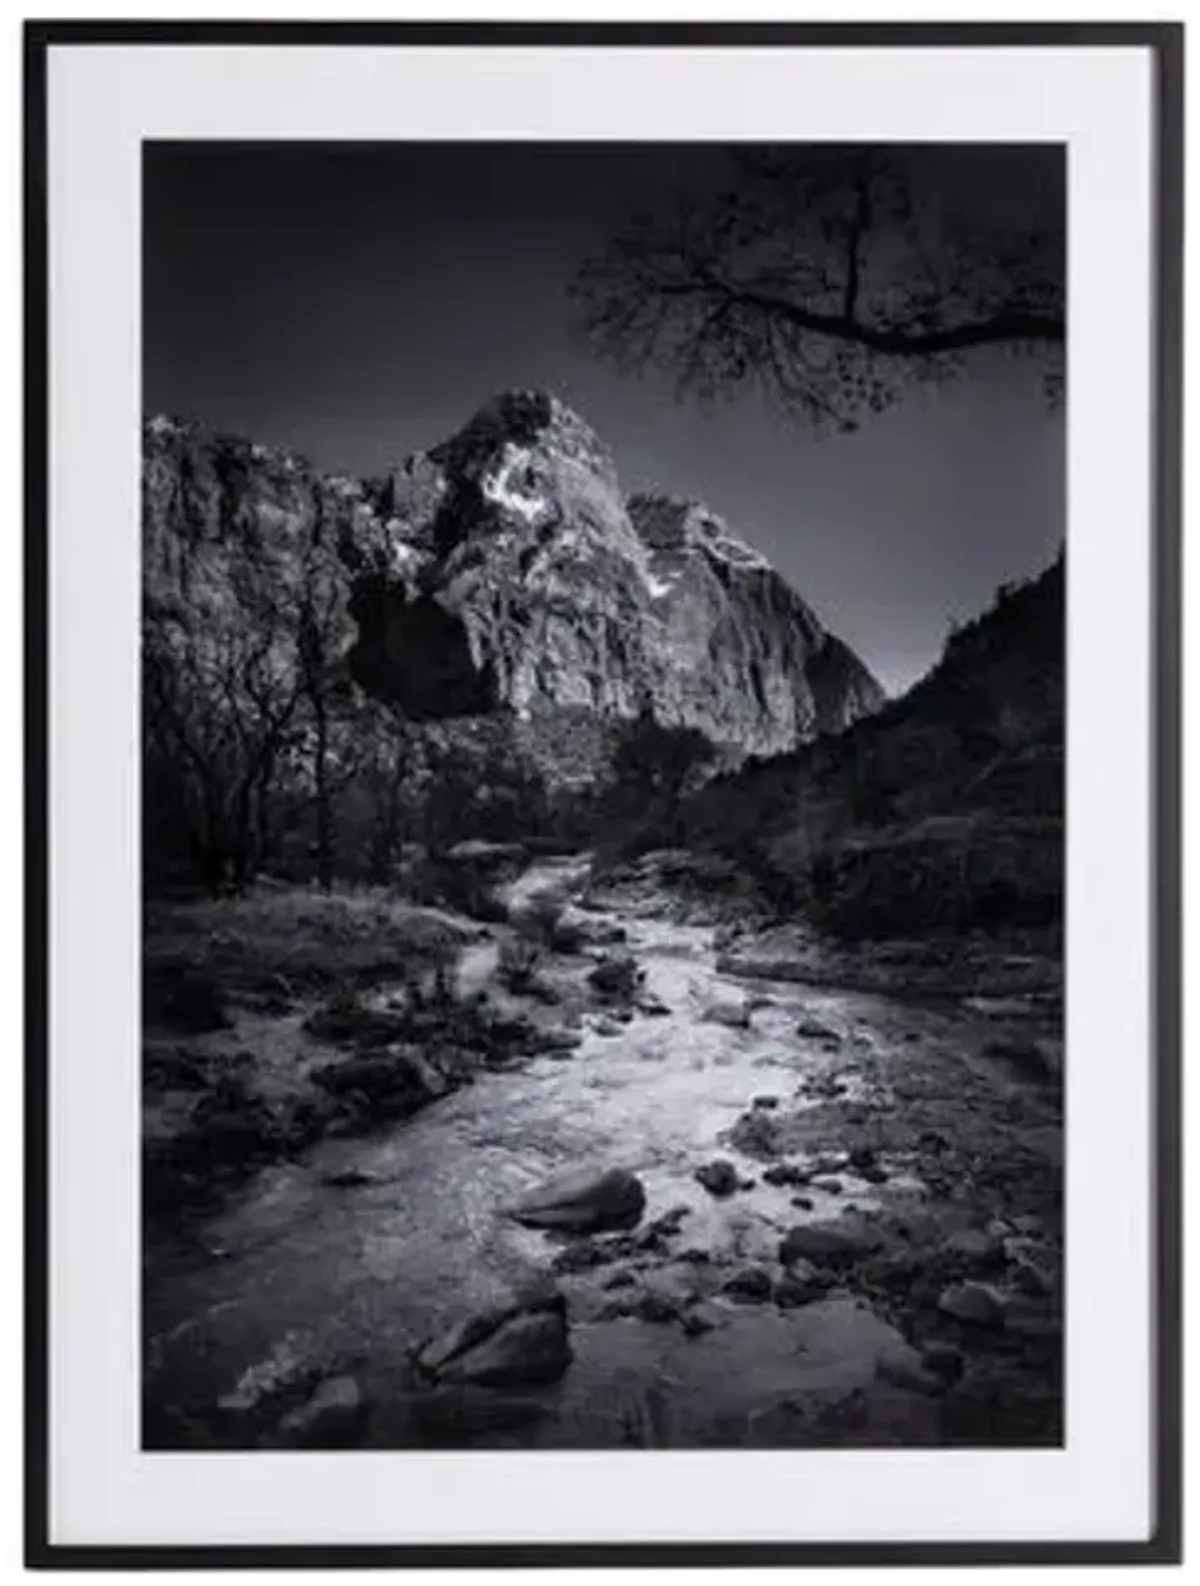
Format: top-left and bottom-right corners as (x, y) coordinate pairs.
(763, 1162), (809, 1188)
(945, 1229), (1005, 1272)
(797, 1018), (841, 1043)
(681, 1310), (715, 1338)
(725, 1109), (782, 1159)
(752, 1095), (780, 1110)
(812, 1152), (851, 1174)
(700, 996), (753, 1030)
(677, 1247), (711, 1265)
(645, 1204), (690, 1239)
(723, 1266), (774, 1303)
(791, 1195), (814, 1211)
(1012, 1259), (1052, 1297)
(588, 953), (643, 1001)
(611, 1287), (678, 1325)
(773, 1259), (822, 1308)
(810, 1176), (844, 1194)
(694, 1159), (739, 1198)
(937, 1281), (1007, 1328)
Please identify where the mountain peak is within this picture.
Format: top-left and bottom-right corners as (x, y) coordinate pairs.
(144, 397), (884, 753)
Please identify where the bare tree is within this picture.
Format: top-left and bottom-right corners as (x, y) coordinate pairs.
(143, 591), (305, 889)
(572, 147), (1064, 432)
(296, 496), (354, 891)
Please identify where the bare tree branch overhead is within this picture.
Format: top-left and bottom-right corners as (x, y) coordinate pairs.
(571, 147), (1065, 431)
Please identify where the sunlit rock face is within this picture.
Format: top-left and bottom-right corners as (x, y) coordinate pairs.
(142, 391), (883, 756)
(626, 493), (885, 746)
(356, 391), (884, 751)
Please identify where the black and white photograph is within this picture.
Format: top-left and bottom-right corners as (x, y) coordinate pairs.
(28, 21), (1182, 1565)
(141, 138), (1068, 1453)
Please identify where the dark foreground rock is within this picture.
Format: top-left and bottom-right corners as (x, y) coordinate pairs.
(417, 1290), (572, 1389)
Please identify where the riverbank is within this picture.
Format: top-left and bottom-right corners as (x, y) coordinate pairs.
(143, 853), (1062, 1451)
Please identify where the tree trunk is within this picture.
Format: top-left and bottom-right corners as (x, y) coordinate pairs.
(313, 690), (334, 891)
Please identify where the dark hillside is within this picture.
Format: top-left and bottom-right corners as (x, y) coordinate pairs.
(676, 553), (1064, 939)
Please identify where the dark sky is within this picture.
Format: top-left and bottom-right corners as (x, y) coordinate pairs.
(144, 143), (1064, 694)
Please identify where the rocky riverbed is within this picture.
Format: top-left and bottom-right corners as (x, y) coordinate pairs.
(143, 855), (1062, 1451)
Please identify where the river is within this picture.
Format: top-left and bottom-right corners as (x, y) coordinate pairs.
(144, 857), (1062, 1449)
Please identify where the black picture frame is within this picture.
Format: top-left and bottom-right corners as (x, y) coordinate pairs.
(24, 19), (1184, 1569)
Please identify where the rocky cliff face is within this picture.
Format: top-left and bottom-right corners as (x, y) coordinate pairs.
(143, 391), (883, 764)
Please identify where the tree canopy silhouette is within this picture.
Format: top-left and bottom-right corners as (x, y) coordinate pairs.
(572, 147), (1064, 432)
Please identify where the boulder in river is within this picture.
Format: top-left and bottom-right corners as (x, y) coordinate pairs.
(694, 1159), (739, 1198)
(510, 1165), (646, 1234)
(587, 952), (644, 1001)
(699, 995), (752, 1030)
